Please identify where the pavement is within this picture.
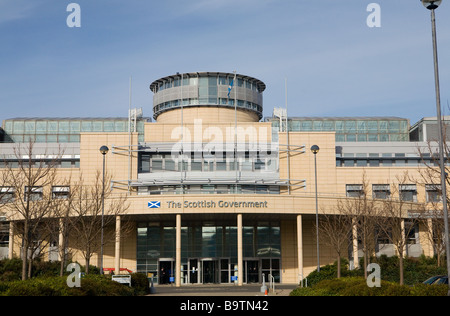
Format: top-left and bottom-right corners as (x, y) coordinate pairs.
(147, 283), (297, 296)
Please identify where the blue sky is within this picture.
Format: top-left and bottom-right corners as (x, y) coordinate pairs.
(1, 0), (450, 125)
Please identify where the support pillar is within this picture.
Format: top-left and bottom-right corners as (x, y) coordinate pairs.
(115, 215), (121, 274)
(175, 214), (181, 287)
(297, 215), (304, 284)
(237, 213), (243, 286)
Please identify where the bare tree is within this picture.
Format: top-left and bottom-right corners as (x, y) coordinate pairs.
(0, 141), (64, 280)
(317, 210), (352, 278)
(417, 142), (450, 267)
(339, 173), (380, 278)
(378, 172), (426, 285)
(69, 171), (129, 274)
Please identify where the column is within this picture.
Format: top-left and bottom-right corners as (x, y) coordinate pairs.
(115, 215), (121, 274)
(175, 214), (182, 287)
(352, 217), (359, 269)
(237, 213), (243, 286)
(8, 222), (14, 259)
(297, 215), (304, 285)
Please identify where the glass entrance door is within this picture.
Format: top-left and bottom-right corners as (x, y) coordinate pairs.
(189, 259), (199, 284)
(158, 259), (174, 284)
(202, 259), (218, 284)
(245, 260), (260, 283)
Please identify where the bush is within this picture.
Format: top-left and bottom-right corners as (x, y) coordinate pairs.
(303, 258), (361, 287)
(4, 277), (72, 296)
(0, 274), (138, 296)
(290, 277), (449, 296)
(131, 273), (150, 295)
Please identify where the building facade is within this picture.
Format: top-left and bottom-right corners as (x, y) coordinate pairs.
(0, 72), (444, 285)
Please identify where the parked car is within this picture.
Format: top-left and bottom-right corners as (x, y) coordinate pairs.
(423, 275), (448, 285)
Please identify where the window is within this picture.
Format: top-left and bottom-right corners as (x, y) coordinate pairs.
(399, 184), (417, 202)
(373, 184), (390, 199)
(426, 184), (442, 203)
(346, 184), (364, 198)
(25, 186), (43, 201)
(0, 187), (14, 203)
(52, 186), (70, 199)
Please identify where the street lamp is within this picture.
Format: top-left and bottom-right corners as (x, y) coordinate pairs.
(99, 145), (109, 275)
(311, 145), (320, 272)
(421, 0), (450, 296)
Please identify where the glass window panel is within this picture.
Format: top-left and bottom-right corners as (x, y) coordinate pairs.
(104, 121), (114, 132)
(46, 121), (57, 133)
(58, 135), (69, 142)
(24, 121), (35, 134)
(345, 121), (356, 132)
(152, 159), (163, 171)
(335, 121), (344, 131)
(81, 121), (92, 132)
(93, 121), (103, 132)
(208, 77), (217, 85)
(68, 135), (79, 143)
(4, 121), (13, 133)
(346, 134), (356, 142)
(47, 135), (57, 143)
(322, 121), (334, 131)
(13, 121), (24, 133)
(389, 121), (400, 132)
(357, 121), (367, 132)
(356, 160), (367, 167)
(115, 121), (126, 132)
(357, 134), (367, 142)
(70, 121), (80, 133)
(313, 121), (323, 131)
(36, 135), (46, 142)
(59, 121), (69, 133)
(367, 121), (378, 133)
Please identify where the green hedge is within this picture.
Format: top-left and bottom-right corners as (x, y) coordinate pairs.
(0, 274), (150, 296)
(290, 277), (448, 296)
(303, 255), (448, 287)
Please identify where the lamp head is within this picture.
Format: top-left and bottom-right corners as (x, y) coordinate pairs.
(99, 145), (109, 155)
(421, 0), (442, 10)
(310, 145), (320, 155)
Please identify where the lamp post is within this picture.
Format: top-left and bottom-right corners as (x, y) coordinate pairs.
(421, 0), (450, 296)
(311, 145), (320, 272)
(99, 145), (109, 275)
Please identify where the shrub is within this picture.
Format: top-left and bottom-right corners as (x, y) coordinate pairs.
(290, 276), (448, 296)
(131, 273), (150, 295)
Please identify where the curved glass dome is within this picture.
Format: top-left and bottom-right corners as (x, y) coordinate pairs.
(150, 72), (266, 121)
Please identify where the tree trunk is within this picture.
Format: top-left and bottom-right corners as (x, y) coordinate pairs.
(337, 256), (341, 278)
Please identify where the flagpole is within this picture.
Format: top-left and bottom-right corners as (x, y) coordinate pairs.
(233, 71), (237, 194)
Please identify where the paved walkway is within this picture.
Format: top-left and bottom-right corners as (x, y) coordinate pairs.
(148, 283), (297, 296)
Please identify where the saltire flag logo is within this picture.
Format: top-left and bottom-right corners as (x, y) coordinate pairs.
(227, 79), (234, 98)
(148, 201), (161, 208)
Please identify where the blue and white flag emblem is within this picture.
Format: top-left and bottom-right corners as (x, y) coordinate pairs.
(148, 201), (161, 208)
(227, 79), (234, 98)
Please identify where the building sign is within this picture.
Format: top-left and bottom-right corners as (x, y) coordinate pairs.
(148, 200), (268, 209)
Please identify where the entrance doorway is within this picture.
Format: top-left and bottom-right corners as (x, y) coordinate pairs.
(245, 260), (260, 283)
(202, 259), (218, 284)
(189, 259), (199, 284)
(188, 258), (230, 284)
(159, 259), (174, 284)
